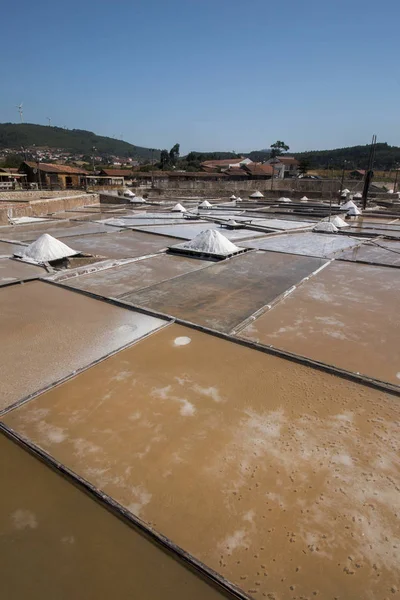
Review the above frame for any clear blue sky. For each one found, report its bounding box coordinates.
[1,0,399,154]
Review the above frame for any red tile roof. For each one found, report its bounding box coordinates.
[24,161,88,174]
[201,157,246,168]
[99,169,134,177]
[273,156,299,166]
[223,167,249,177]
[244,163,274,176]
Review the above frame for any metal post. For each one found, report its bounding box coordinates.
[37,159,42,191]
[394,166,399,194]
[339,161,346,197]
[151,149,154,189]
[362,134,377,210]
[92,146,96,177]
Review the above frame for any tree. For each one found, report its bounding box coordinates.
[270,140,290,159]
[0,153,23,168]
[169,143,180,166]
[298,159,310,176]
[160,149,169,169]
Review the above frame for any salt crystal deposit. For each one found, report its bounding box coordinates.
[300,195,308,201]
[249,190,264,198]
[279,197,292,203]
[14,234,78,264]
[342,188,350,194]
[199,200,212,208]
[229,194,237,200]
[347,205,362,216]
[388,189,394,194]
[227,219,238,226]
[130,196,145,203]
[353,192,362,199]
[123,189,135,198]
[313,221,339,233]
[322,215,349,228]
[236,197,243,202]
[172,203,187,212]
[171,229,242,256]
[340,199,358,211]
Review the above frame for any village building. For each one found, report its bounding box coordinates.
[201,157,252,172]
[266,156,299,178]
[19,162,88,189]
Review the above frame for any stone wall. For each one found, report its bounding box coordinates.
[0,193,99,225]
[0,189,88,202]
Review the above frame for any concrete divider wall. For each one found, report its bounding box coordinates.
[0,193,99,225]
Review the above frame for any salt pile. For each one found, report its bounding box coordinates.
[300,196,308,201]
[123,189,135,198]
[342,188,350,194]
[388,189,394,194]
[15,234,78,264]
[171,229,242,257]
[323,215,349,228]
[313,221,339,233]
[348,205,362,216]
[227,219,238,226]
[340,199,358,211]
[236,197,243,202]
[131,196,145,203]
[10,216,49,225]
[230,194,237,200]
[250,190,264,198]
[172,203,187,212]
[199,200,212,208]
[353,192,362,199]
[279,197,292,203]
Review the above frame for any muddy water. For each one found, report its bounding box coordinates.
[59,230,181,259]
[64,253,213,298]
[240,260,400,385]
[0,433,232,600]
[0,258,45,283]
[0,281,166,411]
[4,324,400,599]
[126,251,323,332]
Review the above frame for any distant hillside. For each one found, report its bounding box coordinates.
[0,123,159,160]
[245,144,400,170]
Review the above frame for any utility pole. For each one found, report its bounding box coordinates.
[339,160,347,198]
[393,163,399,194]
[362,134,377,210]
[92,146,96,177]
[150,149,154,189]
[47,117,51,127]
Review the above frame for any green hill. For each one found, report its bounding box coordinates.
[246,143,400,170]
[0,123,159,160]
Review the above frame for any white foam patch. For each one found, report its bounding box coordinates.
[11,509,37,530]
[179,399,196,416]
[174,336,191,346]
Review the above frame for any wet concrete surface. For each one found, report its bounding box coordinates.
[58,230,181,259]
[3,324,399,600]
[339,240,400,266]
[0,221,119,242]
[0,240,27,256]
[0,281,166,411]
[62,254,213,298]
[240,260,400,385]
[125,251,324,332]
[0,433,232,600]
[345,227,400,239]
[241,232,363,257]
[0,258,46,285]
[132,223,266,242]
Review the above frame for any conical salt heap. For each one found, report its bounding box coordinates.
[348,205,362,216]
[230,194,237,200]
[353,192,362,199]
[250,190,264,198]
[15,233,78,264]
[300,195,308,201]
[322,215,349,228]
[340,199,358,211]
[171,229,242,257]
[279,197,292,203]
[172,203,187,212]
[199,200,212,208]
[313,221,339,233]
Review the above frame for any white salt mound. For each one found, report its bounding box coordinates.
[353,192,362,199]
[348,206,362,216]
[340,199,358,211]
[130,196,145,203]
[172,203,186,212]
[123,189,135,197]
[342,188,350,194]
[388,189,394,194]
[250,190,264,198]
[236,197,243,202]
[279,197,292,203]
[173,229,241,256]
[300,196,308,201]
[227,219,238,226]
[230,194,237,200]
[323,215,349,228]
[199,200,212,208]
[15,234,77,264]
[313,221,339,233]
